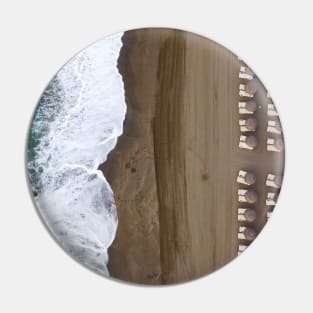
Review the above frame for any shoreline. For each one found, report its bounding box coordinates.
[100,29,163,284]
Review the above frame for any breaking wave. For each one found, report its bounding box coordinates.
[27,32,126,275]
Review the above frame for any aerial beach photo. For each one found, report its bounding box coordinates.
[27,28,285,285]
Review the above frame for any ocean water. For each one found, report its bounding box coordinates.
[27,32,126,275]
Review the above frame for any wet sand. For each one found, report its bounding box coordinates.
[100,28,284,285]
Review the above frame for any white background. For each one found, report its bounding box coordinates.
[0,0,312,312]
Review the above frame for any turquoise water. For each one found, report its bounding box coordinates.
[28,77,64,192]
[28,78,64,160]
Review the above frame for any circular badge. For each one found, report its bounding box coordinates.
[27,28,285,285]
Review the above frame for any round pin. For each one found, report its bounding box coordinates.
[27,28,285,285]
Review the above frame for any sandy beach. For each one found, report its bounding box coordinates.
[100,28,284,285]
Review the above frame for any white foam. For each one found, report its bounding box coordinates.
[28,32,126,275]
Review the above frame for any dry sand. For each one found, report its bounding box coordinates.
[100,28,284,285]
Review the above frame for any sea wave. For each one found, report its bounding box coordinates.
[27,32,126,275]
